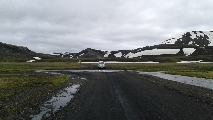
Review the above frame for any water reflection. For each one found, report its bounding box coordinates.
[31,84,80,120]
[138,71,213,90]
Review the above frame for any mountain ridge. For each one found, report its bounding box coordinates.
[0,42,59,62]
[1,31,213,62]
[58,31,213,59]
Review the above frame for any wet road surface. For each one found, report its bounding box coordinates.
[52,71,213,120]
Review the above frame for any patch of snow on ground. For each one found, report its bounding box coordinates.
[190,32,197,39]
[104,51,111,57]
[177,60,203,63]
[188,41,193,45]
[125,52,134,58]
[27,60,35,62]
[33,57,41,60]
[138,71,213,90]
[183,48,196,56]
[27,57,41,62]
[50,53,61,56]
[79,53,84,57]
[177,61,191,63]
[114,52,122,58]
[126,49,180,58]
[196,31,204,37]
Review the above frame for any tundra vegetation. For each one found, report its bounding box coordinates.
[0,62,81,119]
[0,62,213,119]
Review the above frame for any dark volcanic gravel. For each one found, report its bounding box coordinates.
[48,71,213,120]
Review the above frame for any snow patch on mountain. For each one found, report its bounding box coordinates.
[79,53,84,57]
[162,31,213,46]
[27,60,36,62]
[33,57,41,60]
[125,49,180,58]
[27,57,41,62]
[53,31,213,59]
[183,48,196,56]
[114,52,122,58]
[104,51,111,57]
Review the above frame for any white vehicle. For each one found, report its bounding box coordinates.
[98,61,105,69]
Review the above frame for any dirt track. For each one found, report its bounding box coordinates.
[48,71,213,120]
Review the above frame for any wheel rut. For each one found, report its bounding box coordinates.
[50,71,213,120]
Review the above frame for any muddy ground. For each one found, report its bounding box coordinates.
[45,71,213,120]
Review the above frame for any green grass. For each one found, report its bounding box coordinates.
[0,73,69,100]
[106,63,213,79]
[0,74,69,89]
[0,62,82,72]
[0,62,76,119]
[0,72,69,119]
[0,62,79,101]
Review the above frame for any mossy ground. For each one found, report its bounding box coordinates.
[0,73,69,119]
[0,62,83,72]
[0,62,78,119]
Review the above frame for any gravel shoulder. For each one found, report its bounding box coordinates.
[50,71,213,120]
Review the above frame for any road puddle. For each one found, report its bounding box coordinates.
[138,71,213,90]
[31,84,80,120]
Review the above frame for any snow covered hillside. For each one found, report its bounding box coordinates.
[56,31,213,59]
[104,31,213,58]
[162,31,213,46]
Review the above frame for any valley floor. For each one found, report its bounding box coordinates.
[48,71,213,120]
[1,62,213,119]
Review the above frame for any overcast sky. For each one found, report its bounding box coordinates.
[0,0,213,53]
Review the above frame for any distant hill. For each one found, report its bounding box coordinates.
[162,31,213,46]
[1,31,213,62]
[59,31,213,60]
[0,42,34,54]
[0,42,61,62]
[0,42,37,62]
[53,48,106,59]
[161,31,213,56]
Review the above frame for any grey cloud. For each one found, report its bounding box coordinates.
[0,0,213,53]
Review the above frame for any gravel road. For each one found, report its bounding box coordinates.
[47,71,213,120]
